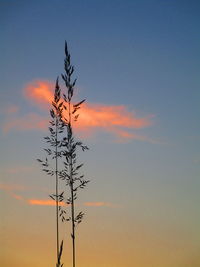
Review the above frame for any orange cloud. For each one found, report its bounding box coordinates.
[28,199,66,206]
[24,80,54,109]
[21,80,154,141]
[27,199,114,208]
[0,185,116,208]
[77,103,152,129]
[113,130,163,144]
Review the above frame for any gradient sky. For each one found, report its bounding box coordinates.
[0,1,200,267]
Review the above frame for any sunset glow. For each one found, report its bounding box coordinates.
[1,1,199,267]
[22,80,154,140]
[24,80,54,107]
[28,199,66,206]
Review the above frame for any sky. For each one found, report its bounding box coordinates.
[0,0,200,266]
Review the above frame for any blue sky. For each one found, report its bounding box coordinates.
[1,1,200,266]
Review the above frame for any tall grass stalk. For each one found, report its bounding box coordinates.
[59,42,89,267]
[37,78,64,265]
[38,42,89,267]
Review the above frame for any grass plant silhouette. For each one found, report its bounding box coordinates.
[38,42,89,267]
[37,78,65,265]
[59,41,90,267]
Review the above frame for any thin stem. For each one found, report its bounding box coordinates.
[71,179,75,267]
[69,101,76,267]
[56,116,59,262]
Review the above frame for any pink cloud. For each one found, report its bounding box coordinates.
[23,80,54,109]
[2,79,157,143]
[21,80,155,141]
[76,103,153,130]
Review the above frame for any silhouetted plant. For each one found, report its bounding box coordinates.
[37,78,64,265]
[38,42,89,267]
[58,41,90,267]
[56,240,64,267]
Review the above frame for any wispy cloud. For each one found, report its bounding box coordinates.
[75,103,154,141]
[0,183,26,192]
[2,79,157,142]
[3,104,20,114]
[0,183,26,201]
[2,113,48,133]
[23,80,54,109]
[28,199,115,207]
[27,199,66,206]
[0,185,117,208]
[12,193,24,200]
